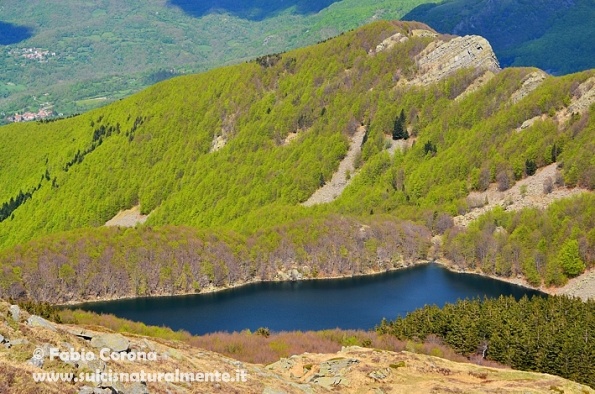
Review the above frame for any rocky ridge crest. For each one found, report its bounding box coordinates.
[407,35,501,86]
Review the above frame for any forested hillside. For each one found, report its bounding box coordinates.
[0,21,593,302]
[0,217,430,302]
[444,194,595,287]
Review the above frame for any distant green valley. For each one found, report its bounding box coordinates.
[2,0,594,120]
[0,0,428,119]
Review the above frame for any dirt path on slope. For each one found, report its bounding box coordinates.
[302,127,366,206]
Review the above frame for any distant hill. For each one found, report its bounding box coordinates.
[2,0,594,119]
[402,0,595,75]
[0,0,427,118]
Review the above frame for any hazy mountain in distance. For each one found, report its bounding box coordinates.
[402,0,595,75]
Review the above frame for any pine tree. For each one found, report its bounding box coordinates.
[392,109,408,140]
[399,109,408,139]
[525,159,537,176]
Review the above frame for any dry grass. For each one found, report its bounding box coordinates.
[3,300,586,393]
[58,309,193,342]
[58,309,502,367]
[190,329,476,365]
[0,362,77,393]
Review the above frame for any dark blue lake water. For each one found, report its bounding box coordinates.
[71,263,542,335]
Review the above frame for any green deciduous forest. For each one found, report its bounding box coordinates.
[443,194,595,286]
[0,21,593,303]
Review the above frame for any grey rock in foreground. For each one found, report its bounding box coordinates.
[9,304,20,321]
[77,387,95,394]
[78,387,113,394]
[90,333,130,353]
[98,381,149,394]
[3,338,30,348]
[27,356,44,368]
[125,382,150,394]
[66,327,97,340]
[27,315,57,331]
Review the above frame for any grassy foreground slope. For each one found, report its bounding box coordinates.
[0,21,593,301]
[3,300,593,394]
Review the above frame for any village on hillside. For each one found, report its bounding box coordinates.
[6,107,54,123]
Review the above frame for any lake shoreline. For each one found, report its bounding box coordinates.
[432,259,549,294]
[59,259,554,307]
[59,260,432,306]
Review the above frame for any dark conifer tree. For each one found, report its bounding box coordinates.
[392,109,408,140]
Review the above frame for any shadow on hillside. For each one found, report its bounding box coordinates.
[0,21,34,45]
[168,0,342,21]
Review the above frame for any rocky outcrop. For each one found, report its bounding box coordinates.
[266,346,593,393]
[513,75,595,133]
[510,72,595,138]
[276,268,304,281]
[27,315,57,332]
[567,76,595,113]
[369,27,499,88]
[372,32,409,54]
[210,134,227,152]
[556,269,595,301]
[105,205,149,228]
[407,35,500,86]
[411,29,438,38]
[509,70,548,105]
[90,333,129,352]
[515,114,548,132]
[210,113,236,152]
[9,304,20,321]
[556,76,595,124]
[65,327,97,340]
[454,163,589,228]
[370,28,437,55]
[268,355,359,389]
